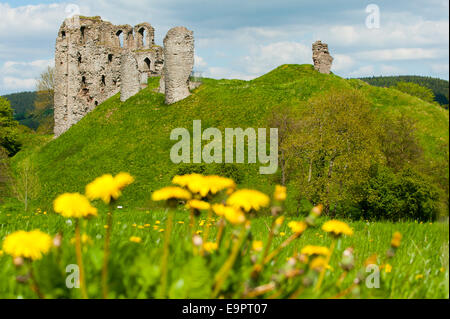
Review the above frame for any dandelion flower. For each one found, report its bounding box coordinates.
[288,221,307,234]
[322,220,353,236]
[274,185,286,201]
[415,274,424,280]
[275,216,285,226]
[53,193,98,218]
[173,174,235,197]
[129,236,142,243]
[203,242,218,253]
[2,230,52,261]
[223,207,246,225]
[310,257,327,272]
[301,245,330,257]
[252,240,263,252]
[226,189,270,212]
[384,264,392,273]
[390,231,402,248]
[151,186,192,201]
[186,199,210,211]
[86,172,134,204]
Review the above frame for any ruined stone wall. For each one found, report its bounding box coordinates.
[163,27,194,105]
[54,16,163,137]
[312,40,333,74]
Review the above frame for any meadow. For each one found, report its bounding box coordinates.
[0,173,448,299]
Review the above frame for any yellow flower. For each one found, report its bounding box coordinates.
[173,174,235,197]
[186,199,210,211]
[274,185,287,201]
[203,242,218,253]
[384,264,392,273]
[275,216,285,226]
[151,186,192,201]
[212,204,227,216]
[129,236,142,243]
[310,257,327,272]
[391,231,402,248]
[301,245,330,257]
[279,232,286,237]
[288,221,307,234]
[224,206,246,225]
[322,220,353,236]
[0,250,3,257]
[415,274,424,280]
[252,240,263,252]
[53,193,98,218]
[86,172,134,204]
[2,230,52,261]
[226,189,270,212]
[178,221,185,224]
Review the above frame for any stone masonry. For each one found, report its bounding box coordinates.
[54,15,164,137]
[312,40,333,74]
[162,27,194,105]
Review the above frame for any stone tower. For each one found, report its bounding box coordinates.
[54,16,164,137]
[312,40,333,74]
[162,27,195,105]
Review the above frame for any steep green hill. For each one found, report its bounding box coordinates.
[12,64,449,212]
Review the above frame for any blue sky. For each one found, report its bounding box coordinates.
[0,0,448,94]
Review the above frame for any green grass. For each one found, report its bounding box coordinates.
[11,64,448,212]
[0,204,448,299]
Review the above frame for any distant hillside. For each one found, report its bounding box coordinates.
[1,91,53,131]
[358,75,449,107]
[11,64,448,214]
[1,91,39,129]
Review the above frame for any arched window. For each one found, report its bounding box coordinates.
[144,58,151,71]
[116,30,124,47]
[138,28,147,47]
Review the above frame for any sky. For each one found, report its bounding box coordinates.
[0,0,448,94]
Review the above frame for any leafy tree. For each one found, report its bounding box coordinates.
[379,112,424,171]
[284,88,382,216]
[358,165,440,221]
[393,82,436,104]
[0,96,21,156]
[34,66,55,134]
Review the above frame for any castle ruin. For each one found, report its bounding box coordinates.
[312,40,333,74]
[54,16,196,137]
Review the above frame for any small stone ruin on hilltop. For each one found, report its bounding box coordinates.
[312,40,333,74]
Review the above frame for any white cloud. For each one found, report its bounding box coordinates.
[332,54,354,72]
[204,66,255,80]
[2,77,36,91]
[356,48,446,61]
[242,41,310,75]
[194,55,207,69]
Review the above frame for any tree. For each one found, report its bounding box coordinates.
[379,112,424,171]
[12,157,40,212]
[0,96,21,156]
[268,104,299,185]
[394,81,436,104]
[34,66,55,134]
[284,88,382,216]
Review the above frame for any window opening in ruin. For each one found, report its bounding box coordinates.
[61,31,66,39]
[144,58,151,71]
[77,53,82,65]
[82,76,86,85]
[80,26,86,43]
[101,75,106,86]
[108,54,113,63]
[139,28,146,47]
[116,30,124,47]
[95,101,98,106]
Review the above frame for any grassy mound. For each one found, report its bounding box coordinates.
[12,64,449,210]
